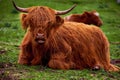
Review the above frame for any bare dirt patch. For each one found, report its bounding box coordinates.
[0,49,7,54]
[111,59,120,65]
[0,62,24,80]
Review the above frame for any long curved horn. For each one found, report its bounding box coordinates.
[55,4,77,15]
[12,0,28,13]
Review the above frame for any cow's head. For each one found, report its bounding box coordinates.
[12,1,76,44]
[82,11,103,27]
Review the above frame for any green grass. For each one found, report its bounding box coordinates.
[0,0,120,80]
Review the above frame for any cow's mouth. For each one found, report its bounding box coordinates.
[38,39,45,44]
[35,38,46,44]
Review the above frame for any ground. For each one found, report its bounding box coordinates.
[0,0,120,80]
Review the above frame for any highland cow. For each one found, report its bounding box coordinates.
[64,11,103,27]
[13,1,120,71]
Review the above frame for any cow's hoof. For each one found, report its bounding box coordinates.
[92,65,100,71]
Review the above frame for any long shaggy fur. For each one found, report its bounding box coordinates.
[64,11,103,27]
[18,6,119,71]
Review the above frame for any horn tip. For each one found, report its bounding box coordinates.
[11,0,28,13]
[11,0,17,8]
[72,4,77,8]
[11,0,15,5]
[74,4,77,6]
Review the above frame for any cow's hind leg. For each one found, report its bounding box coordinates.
[104,64,120,72]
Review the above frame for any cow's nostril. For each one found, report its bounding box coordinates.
[36,33,45,39]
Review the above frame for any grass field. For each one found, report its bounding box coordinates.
[0,0,120,80]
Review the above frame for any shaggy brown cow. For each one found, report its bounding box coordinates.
[64,11,103,27]
[13,1,120,71]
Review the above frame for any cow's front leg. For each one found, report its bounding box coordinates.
[18,31,33,65]
[48,52,74,69]
[48,59,70,69]
[18,45,33,65]
[31,56,42,65]
[30,47,43,65]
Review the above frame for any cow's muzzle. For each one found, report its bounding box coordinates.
[35,33,46,44]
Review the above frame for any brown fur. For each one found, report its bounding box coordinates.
[18,6,119,71]
[64,11,103,27]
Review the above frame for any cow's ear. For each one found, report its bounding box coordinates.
[56,16,64,26]
[84,12,91,17]
[20,13,28,30]
[81,12,88,19]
